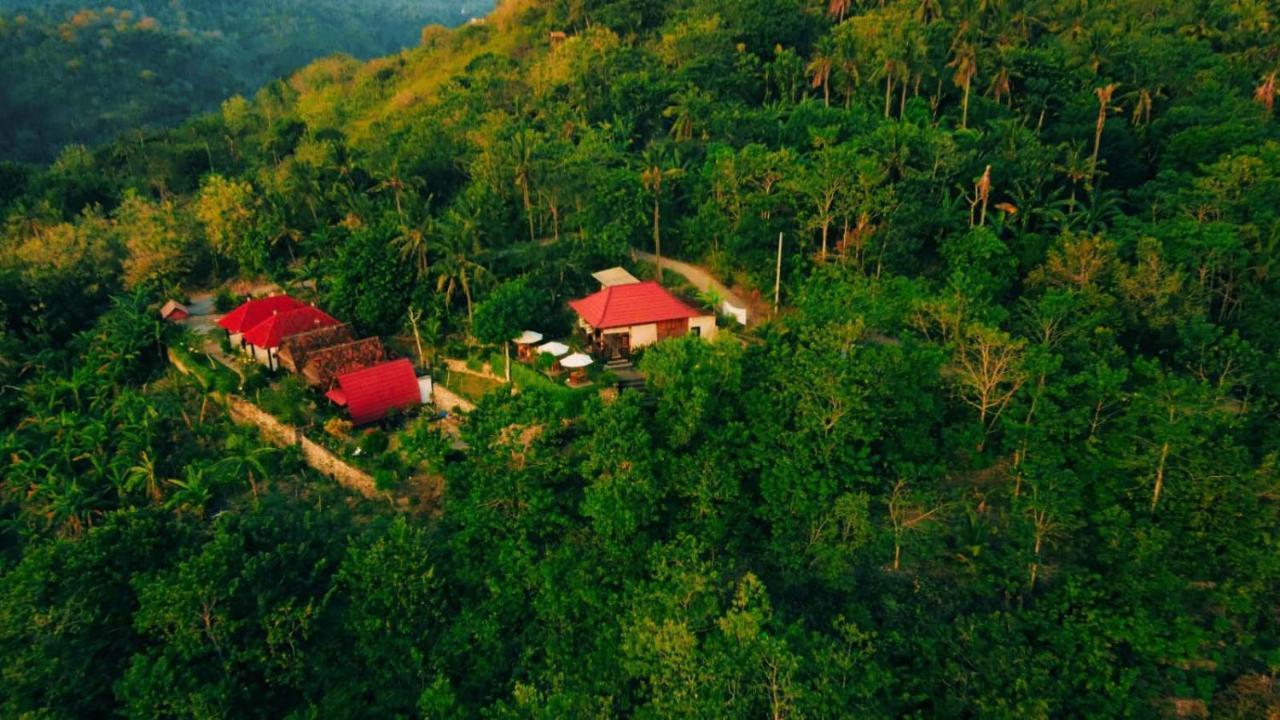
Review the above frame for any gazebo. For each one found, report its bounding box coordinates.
[537,341,570,357]
[561,352,594,386]
[513,330,544,361]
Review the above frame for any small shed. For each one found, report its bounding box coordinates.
[159,300,189,322]
[326,359,423,426]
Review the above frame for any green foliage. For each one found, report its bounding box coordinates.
[2,0,1280,717]
[0,0,493,162]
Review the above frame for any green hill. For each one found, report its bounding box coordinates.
[0,0,492,161]
[1,0,1279,717]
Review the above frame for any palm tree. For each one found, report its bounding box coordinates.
[640,146,685,280]
[1091,83,1120,178]
[215,435,276,502]
[807,49,834,107]
[510,129,539,243]
[394,217,435,281]
[372,163,419,222]
[1054,140,1091,213]
[663,85,709,142]
[949,41,979,129]
[434,221,488,329]
[125,450,165,502]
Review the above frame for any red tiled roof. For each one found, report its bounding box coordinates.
[217,295,304,333]
[328,359,420,425]
[242,306,339,349]
[569,281,702,330]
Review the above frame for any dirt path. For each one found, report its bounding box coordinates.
[632,250,767,326]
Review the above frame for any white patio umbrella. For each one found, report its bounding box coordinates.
[513,330,544,345]
[560,353,594,369]
[537,341,570,357]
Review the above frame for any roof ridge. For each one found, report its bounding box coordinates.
[598,284,614,326]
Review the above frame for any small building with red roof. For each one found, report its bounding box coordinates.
[217,294,304,339]
[240,306,338,370]
[569,280,716,358]
[216,295,340,371]
[159,300,189,322]
[325,359,426,426]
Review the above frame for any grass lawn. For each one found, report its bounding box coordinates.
[443,369,503,403]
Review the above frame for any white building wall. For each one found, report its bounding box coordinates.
[688,315,718,340]
[629,323,659,349]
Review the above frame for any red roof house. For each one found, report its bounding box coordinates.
[217,295,304,335]
[569,281,716,356]
[242,306,339,349]
[325,359,422,425]
[569,281,701,329]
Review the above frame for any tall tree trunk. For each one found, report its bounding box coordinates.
[522,182,535,243]
[961,80,972,129]
[884,74,894,118]
[653,194,662,280]
[1151,440,1169,510]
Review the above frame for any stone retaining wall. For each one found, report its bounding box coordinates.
[170,347,380,499]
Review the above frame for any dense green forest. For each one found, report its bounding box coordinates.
[3,0,1280,716]
[0,0,492,161]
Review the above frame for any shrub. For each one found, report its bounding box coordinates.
[324,417,353,439]
[214,287,239,312]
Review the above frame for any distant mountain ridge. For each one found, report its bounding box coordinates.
[0,0,493,163]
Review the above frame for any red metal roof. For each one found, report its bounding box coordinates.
[329,359,420,425]
[217,295,304,333]
[241,306,339,349]
[569,281,702,330]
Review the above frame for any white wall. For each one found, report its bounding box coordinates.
[629,323,658,349]
[722,300,747,326]
[689,315,718,340]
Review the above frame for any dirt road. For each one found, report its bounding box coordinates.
[632,250,765,326]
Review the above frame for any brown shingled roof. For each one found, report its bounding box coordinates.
[302,337,387,388]
[277,323,355,373]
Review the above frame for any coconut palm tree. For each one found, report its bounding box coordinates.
[510,128,539,243]
[394,215,436,281]
[372,163,420,223]
[1091,83,1120,178]
[639,145,686,280]
[807,46,835,107]
[434,218,488,330]
[949,41,979,129]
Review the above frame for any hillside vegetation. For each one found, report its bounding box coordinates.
[2,0,1280,717]
[0,0,492,161]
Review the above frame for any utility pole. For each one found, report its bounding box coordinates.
[774,232,783,313]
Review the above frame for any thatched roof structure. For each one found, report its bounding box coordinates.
[277,323,355,373]
[302,337,386,388]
